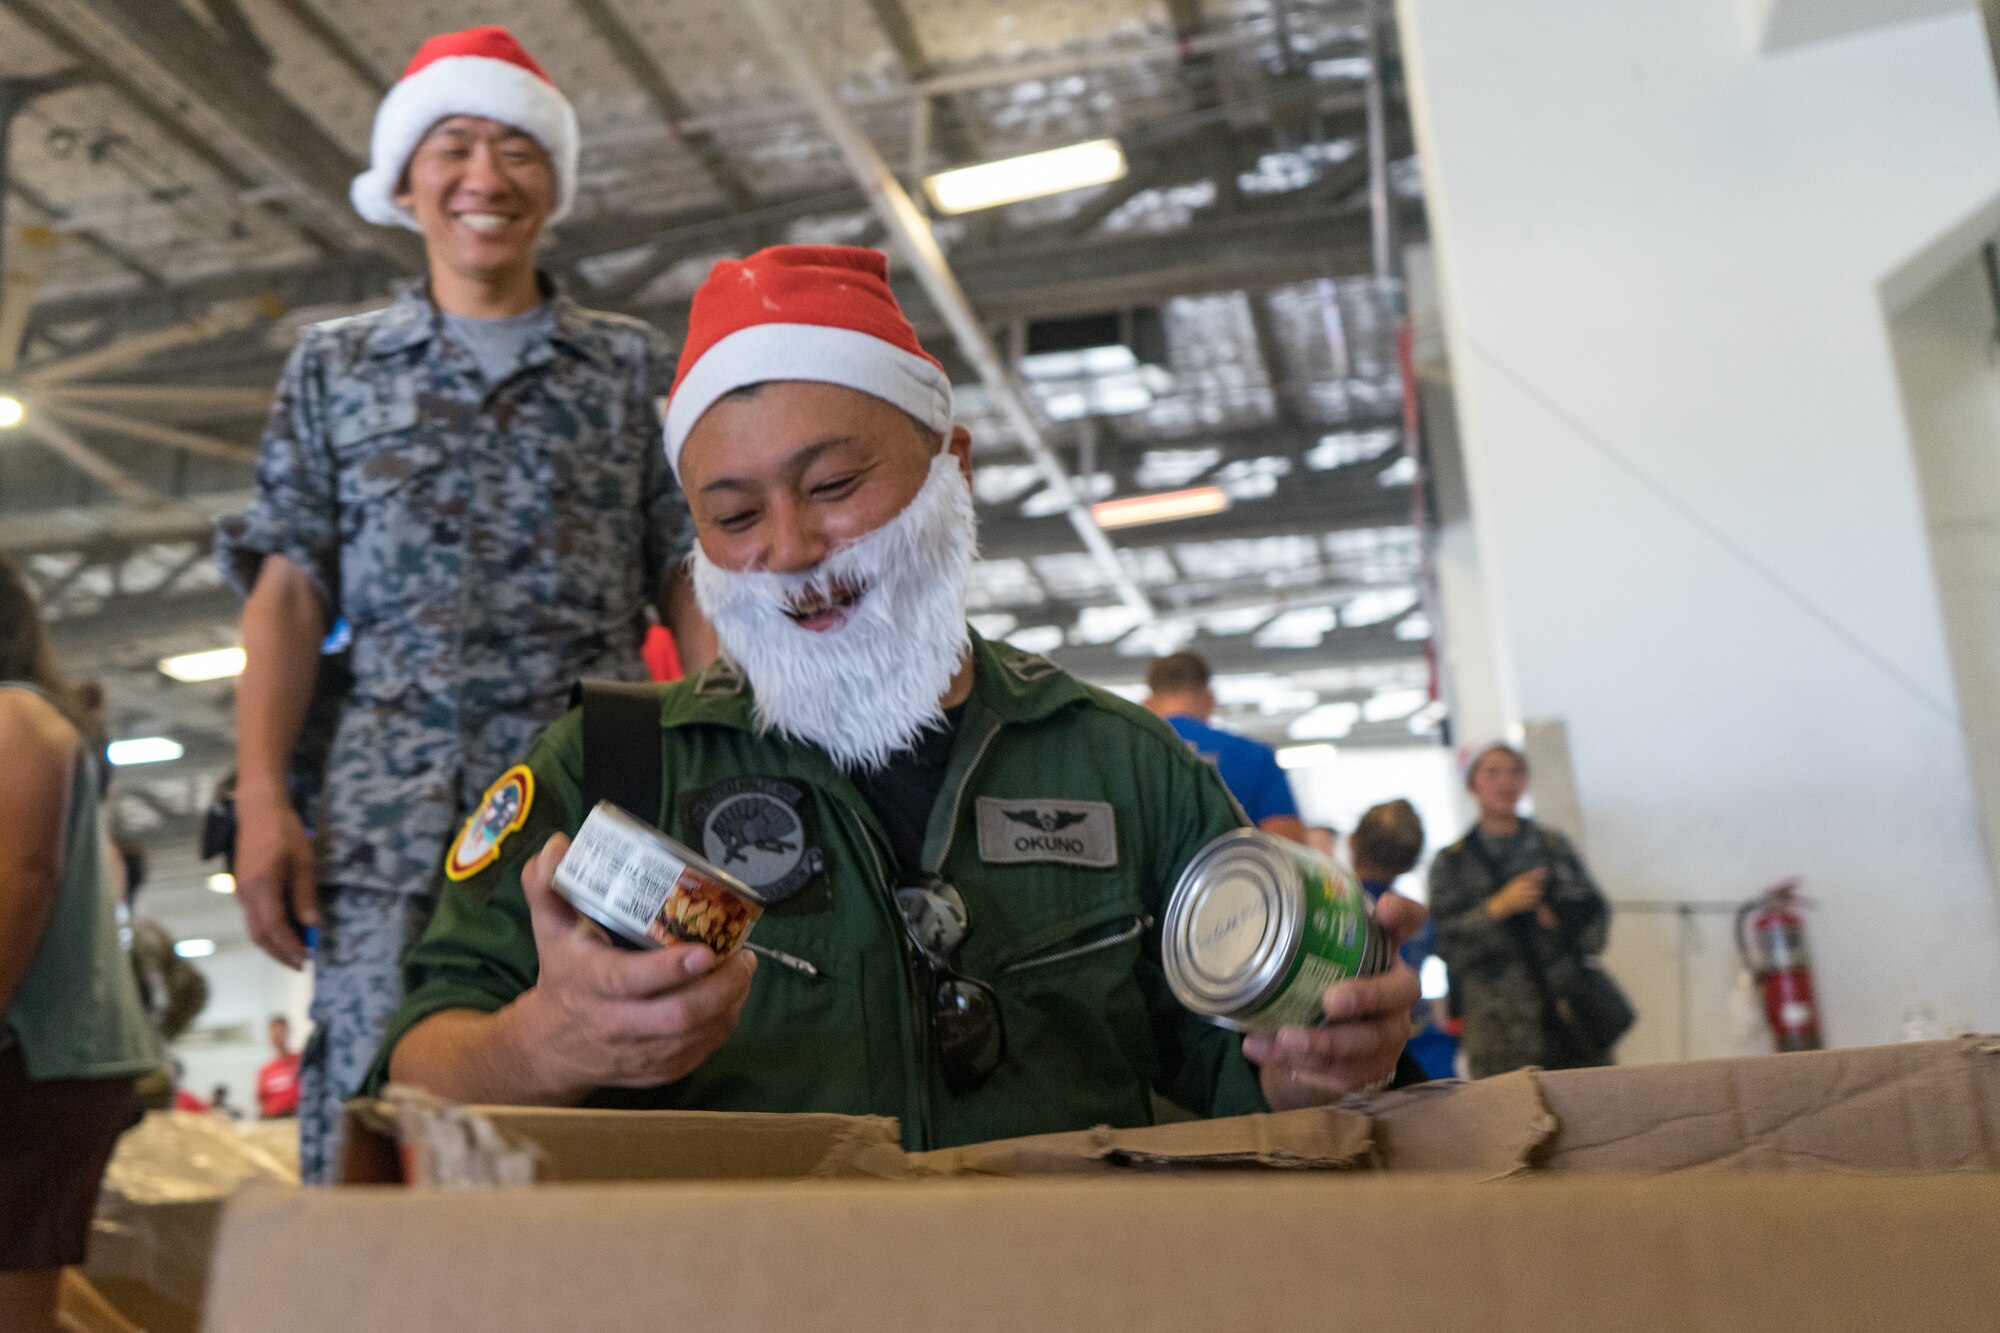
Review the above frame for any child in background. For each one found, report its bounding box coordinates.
[1348,800,1459,1081]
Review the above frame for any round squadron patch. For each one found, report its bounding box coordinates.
[689,776,824,904]
[446,765,535,882]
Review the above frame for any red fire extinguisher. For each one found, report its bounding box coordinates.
[1735,879,1822,1052]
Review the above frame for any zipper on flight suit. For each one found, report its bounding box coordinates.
[827,799,933,1146]
[906,712,1007,1143]
[996,915,1153,977]
[744,941,822,978]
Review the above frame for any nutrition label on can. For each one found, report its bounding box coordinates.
[562,813,687,931]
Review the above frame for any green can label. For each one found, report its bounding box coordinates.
[1251,862,1373,1028]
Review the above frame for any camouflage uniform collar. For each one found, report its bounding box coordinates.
[660,627,1092,734]
[362,273,601,364]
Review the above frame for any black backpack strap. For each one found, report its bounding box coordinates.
[571,679,665,824]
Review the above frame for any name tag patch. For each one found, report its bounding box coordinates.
[976,797,1117,868]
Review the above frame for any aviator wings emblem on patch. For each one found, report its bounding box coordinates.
[1003,808,1091,834]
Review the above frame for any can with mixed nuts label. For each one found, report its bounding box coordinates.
[553,802,766,955]
[1163,828,1392,1031]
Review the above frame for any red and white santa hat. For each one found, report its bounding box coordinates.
[349,26,579,231]
[664,245,954,476]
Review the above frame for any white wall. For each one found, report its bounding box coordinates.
[1398,0,2000,1052]
[1891,246,2000,887]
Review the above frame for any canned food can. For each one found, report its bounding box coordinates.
[1163,828,1392,1031]
[553,802,765,955]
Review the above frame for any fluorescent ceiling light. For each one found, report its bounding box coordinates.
[1091,486,1229,531]
[926,138,1126,214]
[1289,702,1361,741]
[107,736,184,766]
[158,646,247,683]
[1277,743,1340,770]
[0,396,23,429]
[207,873,237,895]
[173,938,216,959]
[1019,344,1139,380]
[1362,688,1430,724]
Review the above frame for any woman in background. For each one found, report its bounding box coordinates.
[0,555,155,1333]
[1429,743,1615,1078]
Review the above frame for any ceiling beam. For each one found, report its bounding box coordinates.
[265,0,386,95]
[631,200,1393,343]
[0,490,246,558]
[1164,0,1225,113]
[0,0,348,258]
[862,0,981,167]
[24,251,394,335]
[5,179,164,288]
[47,584,239,655]
[19,412,165,505]
[25,190,1398,383]
[33,0,418,267]
[975,462,1412,560]
[571,0,755,210]
[974,414,1401,494]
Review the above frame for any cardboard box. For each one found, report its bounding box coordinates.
[204,1175,2000,1333]
[1367,1034,2000,1174]
[192,1038,2000,1333]
[81,1111,298,1333]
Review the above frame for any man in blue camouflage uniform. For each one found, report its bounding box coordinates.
[214,26,709,1181]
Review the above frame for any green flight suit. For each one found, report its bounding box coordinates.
[370,631,1269,1149]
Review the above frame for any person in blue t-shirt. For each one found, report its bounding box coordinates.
[1143,653,1306,843]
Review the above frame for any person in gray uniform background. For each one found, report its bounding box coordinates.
[215,25,712,1181]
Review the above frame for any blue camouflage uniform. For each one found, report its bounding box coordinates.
[215,278,692,1180]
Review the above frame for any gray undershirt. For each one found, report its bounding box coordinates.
[440,303,552,388]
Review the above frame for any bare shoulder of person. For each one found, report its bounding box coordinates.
[0,689,78,773]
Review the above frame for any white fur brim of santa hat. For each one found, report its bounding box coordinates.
[350,43,579,231]
[664,323,953,474]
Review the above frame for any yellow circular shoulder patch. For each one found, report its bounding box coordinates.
[445,765,536,882]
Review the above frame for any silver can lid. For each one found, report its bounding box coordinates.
[1163,829,1304,1019]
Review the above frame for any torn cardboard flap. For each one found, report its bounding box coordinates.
[1351,1071,1556,1176]
[1534,1036,2000,1173]
[342,1094,908,1185]
[909,1105,1374,1176]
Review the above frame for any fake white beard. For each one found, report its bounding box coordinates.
[690,453,977,772]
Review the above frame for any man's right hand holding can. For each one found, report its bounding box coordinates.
[390,835,758,1105]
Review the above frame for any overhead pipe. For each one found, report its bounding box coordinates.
[736,0,1155,622]
[1363,0,1396,286]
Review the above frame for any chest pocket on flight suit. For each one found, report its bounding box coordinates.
[331,387,456,629]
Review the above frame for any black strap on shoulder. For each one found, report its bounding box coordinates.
[572,679,665,824]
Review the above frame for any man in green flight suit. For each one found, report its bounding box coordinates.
[372,245,1425,1148]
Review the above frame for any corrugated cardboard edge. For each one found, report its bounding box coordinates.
[84,1196,221,1333]
[58,1272,144,1333]
[203,1175,2000,1333]
[1533,1036,2000,1173]
[1347,1071,1557,1177]
[907,1106,1373,1177]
